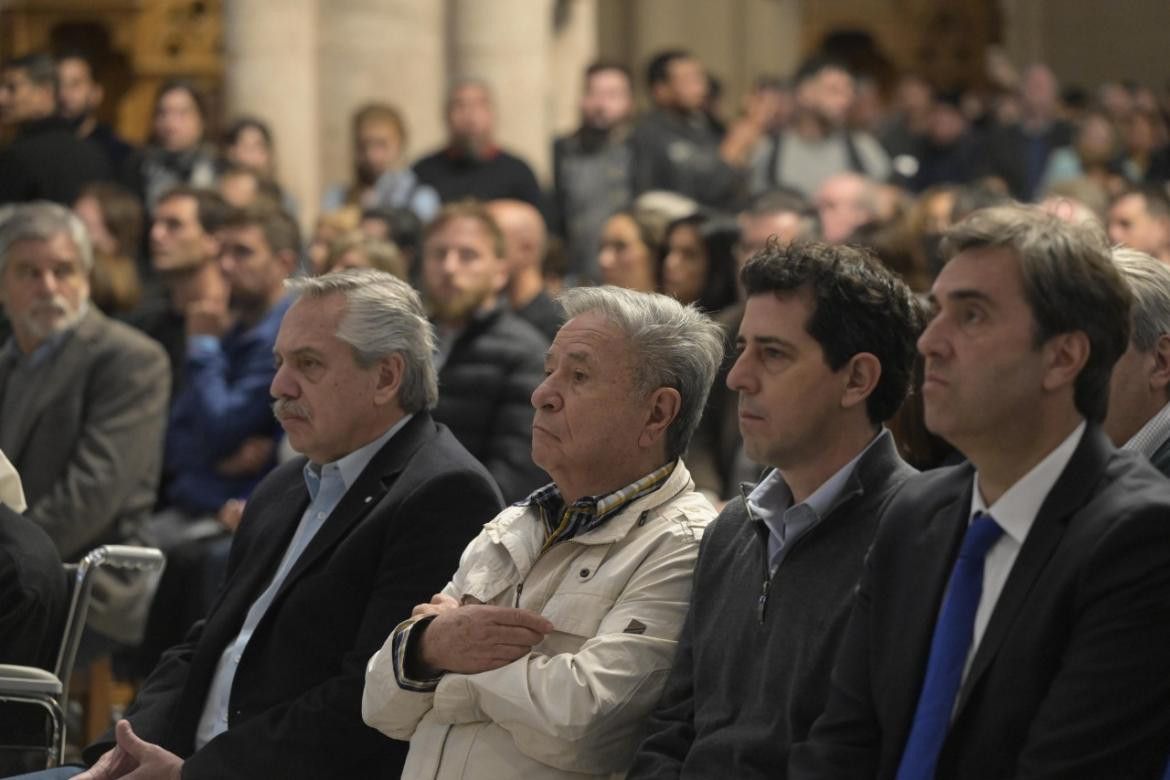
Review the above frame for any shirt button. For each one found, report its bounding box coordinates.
[317,511,326,519]
[233,654,241,663]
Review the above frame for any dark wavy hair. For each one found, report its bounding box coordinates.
[742,240,924,424]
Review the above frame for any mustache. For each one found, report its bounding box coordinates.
[272,399,312,421]
[30,297,69,317]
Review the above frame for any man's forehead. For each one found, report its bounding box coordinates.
[156,196,198,220]
[7,233,81,264]
[932,246,1022,299]
[427,218,491,248]
[551,313,627,357]
[276,297,344,347]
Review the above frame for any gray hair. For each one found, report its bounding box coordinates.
[557,285,724,460]
[285,269,438,412]
[1112,247,1170,353]
[0,201,94,275]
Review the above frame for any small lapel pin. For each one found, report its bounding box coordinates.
[364,496,372,503]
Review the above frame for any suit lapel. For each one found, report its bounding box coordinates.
[0,310,102,460]
[268,413,435,606]
[199,475,308,652]
[900,480,973,694]
[952,426,1110,717]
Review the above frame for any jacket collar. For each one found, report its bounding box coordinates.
[953,423,1114,717]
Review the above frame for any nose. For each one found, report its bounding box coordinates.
[270,361,299,401]
[598,246,615,270]
[530,372,561,412]
[917,312,948,359]
[31,268,57,297]
[726,349,754,394]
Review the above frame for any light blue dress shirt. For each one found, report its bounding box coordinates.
[746,430,887,572]
[194,414,413,748]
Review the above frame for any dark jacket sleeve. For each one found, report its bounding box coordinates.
[627,586,701,777]
[178,469,503,779]
[181,336,279,459]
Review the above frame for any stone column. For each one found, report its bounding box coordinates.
[550,0,599,137]
[223,0,320,229]
[450,0,555,183]
[317,0,446,208]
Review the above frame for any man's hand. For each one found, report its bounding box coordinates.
[186,298,231,339]
[418,604,553,675]
[411,592,460,619]
[216,498,246,532]
[75,720,182,780]
[215,435,275,477]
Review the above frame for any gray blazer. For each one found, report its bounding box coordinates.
[0,307,170,560]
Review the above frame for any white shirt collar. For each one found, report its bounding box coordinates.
[969,420,1086,544]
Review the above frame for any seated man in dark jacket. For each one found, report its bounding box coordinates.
[630,242,922,778]
[16,270,504,780]
[421,202,549,502]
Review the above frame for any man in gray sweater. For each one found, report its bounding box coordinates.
[630,241,922,778]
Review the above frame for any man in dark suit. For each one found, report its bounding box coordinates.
[1105,247,1170,477]
[630,242,921,778]
[790,206,1170,778]
[53,269,504,779]
[0,202,170,562]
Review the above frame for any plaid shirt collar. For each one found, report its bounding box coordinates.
[524,461,677,551]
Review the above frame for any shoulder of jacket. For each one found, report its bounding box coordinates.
[639,489,716,543]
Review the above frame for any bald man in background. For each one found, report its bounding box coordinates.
[486,199,560,342]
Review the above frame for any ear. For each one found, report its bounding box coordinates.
[275,248,298,279]
[1040,330,1090,393]
[373,352,405,406]
[491,253,510,292]
[839,352,882,412]
[1149,333,1170,395]
[93,82,104,109]
[638,387,682,450]
[201,232,221,262]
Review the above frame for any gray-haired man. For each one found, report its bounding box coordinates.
[0,201,169,561]
[43,269,503,780]
[1105,247,1170,476]
[363,286,724,778]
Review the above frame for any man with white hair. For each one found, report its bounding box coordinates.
[40,270,504,779]
[0,201,169,561]
[1105,247,1170,475]
[363,286,724,778]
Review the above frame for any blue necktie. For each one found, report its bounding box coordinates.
[896,511,1004,780]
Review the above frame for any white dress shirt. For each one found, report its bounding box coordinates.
[194,414,412,748]
[962,420,1085,683]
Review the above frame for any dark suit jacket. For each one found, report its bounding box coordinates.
[0,307,170,560]
[83,412,504,779]
[632,432,916,779]
[790,424,1170,779]
[0,504,67,667]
